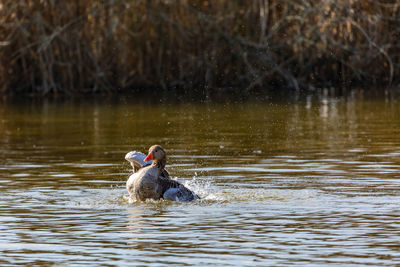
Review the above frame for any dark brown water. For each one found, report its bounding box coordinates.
[1,93,400,265]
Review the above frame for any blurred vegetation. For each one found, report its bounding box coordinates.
[0,0,399,96]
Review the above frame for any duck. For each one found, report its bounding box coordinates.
[125,145,199,202]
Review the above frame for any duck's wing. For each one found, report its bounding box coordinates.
[125,151,173,178]
[158,176,180,193]
[158,176,199,201]
[125,151,152,172]
[160,169,170,179]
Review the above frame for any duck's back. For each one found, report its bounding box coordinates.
[126,165,162,201]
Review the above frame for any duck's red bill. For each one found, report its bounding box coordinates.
[144,152,153,162]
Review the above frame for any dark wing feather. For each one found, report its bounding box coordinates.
[158,176,200,200]
[160,169,170,179]
[158,176,182,194]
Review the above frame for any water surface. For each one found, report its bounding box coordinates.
[1,92,400,265]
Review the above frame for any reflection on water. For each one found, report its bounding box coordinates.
[1,92,400,265]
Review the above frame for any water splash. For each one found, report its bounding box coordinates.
[183,176,214,199]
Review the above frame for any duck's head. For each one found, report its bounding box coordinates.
[144,145,166,162]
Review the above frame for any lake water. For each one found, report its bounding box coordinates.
[1,91,400,266]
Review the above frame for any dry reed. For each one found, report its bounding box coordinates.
[0,0,399,95]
